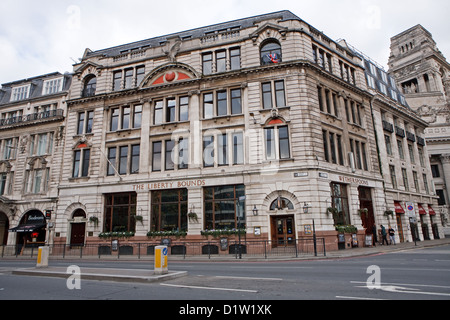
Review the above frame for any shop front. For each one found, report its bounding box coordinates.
[9,210,46,252]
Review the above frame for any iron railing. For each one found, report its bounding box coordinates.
[0,238,326,260]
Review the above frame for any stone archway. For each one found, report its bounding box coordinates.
[70,209,87,247]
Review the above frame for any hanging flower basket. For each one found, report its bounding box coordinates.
[326,207,338,215]
[188,212,199,223]
[384,210,394,217]
[89,216,99,227]
[132,215,144,225]
[358,208,369,217]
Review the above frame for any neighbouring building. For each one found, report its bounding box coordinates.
[346,42,441,243]
[2,11,443,256]
[0,72,71,251]
[388,25,450,235]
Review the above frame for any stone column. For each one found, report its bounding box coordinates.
[139,99,151,174]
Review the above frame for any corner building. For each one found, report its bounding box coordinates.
[54,11,435,254]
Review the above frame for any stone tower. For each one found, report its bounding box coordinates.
[389,24,450,232]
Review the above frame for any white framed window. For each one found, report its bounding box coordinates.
[367,75,376,89]
[11,85,30,101]
[264,123,290,160]
[368,63,377,76]
[43,78,63,95]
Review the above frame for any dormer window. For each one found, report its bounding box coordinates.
[43,78,63,95]
[11,85,30,102]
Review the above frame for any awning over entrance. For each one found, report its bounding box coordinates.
[418,204,426,215]
[394,201,405,214]
[9,223,46,233]
[428,205,436,216]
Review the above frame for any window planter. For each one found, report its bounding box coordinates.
[201,229,246,238]
[335,225,358,234]
[98,231,135,239]
[146,230,187,238]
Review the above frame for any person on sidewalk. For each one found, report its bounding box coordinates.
[381,225,389,245]
[388,226,396,245]
[372,224,377,246]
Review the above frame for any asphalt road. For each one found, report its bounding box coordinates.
[1,244,449,303]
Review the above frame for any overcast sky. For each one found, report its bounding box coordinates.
[1,0,449,85]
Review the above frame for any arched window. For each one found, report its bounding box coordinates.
[72,209,86,219]
[260,40,282,65]
[82,75,96,97]
[270,196,294,210]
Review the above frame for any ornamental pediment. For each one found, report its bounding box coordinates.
[249,22,288,43]
[73,61,104,80]
[140,63,199,88]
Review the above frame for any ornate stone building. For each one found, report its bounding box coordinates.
[389,25,450,233]
[49,10,441,255]
[1,11,443,255]
[0,72,71,249]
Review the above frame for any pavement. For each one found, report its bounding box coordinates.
[9,237,450,284]
[12,267,188,283]
[320,236,450,259]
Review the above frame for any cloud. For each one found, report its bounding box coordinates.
[0,0,449,85]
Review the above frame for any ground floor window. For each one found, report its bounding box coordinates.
[151,189,187,232]
[330,182,351,226]
[103,193,136,232]
[204,184,245,230]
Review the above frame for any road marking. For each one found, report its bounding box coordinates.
[214,275,282,281]
[160,283,258,293]
[351,281,450,289]
[231,266,312,269]
[336,296,386,300]
[351,281,450,297]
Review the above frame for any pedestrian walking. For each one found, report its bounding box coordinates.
[381,225,389,245]
[388,226,396,245]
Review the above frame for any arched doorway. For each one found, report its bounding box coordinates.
[0,211,9,245]
[70,209,86,247]
[269,196,296,248]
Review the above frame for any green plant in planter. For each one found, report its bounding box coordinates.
[98,231,135,238]
[335,225,358,234]
[146,230,187,238]
[201,228,246,238]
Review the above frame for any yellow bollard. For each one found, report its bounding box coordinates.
[36,246,49,268]
[154,246,168,275]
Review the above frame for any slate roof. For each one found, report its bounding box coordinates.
[85,10,302,58]
[0,72,72,106]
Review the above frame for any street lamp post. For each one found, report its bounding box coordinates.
[304,202,317,257]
